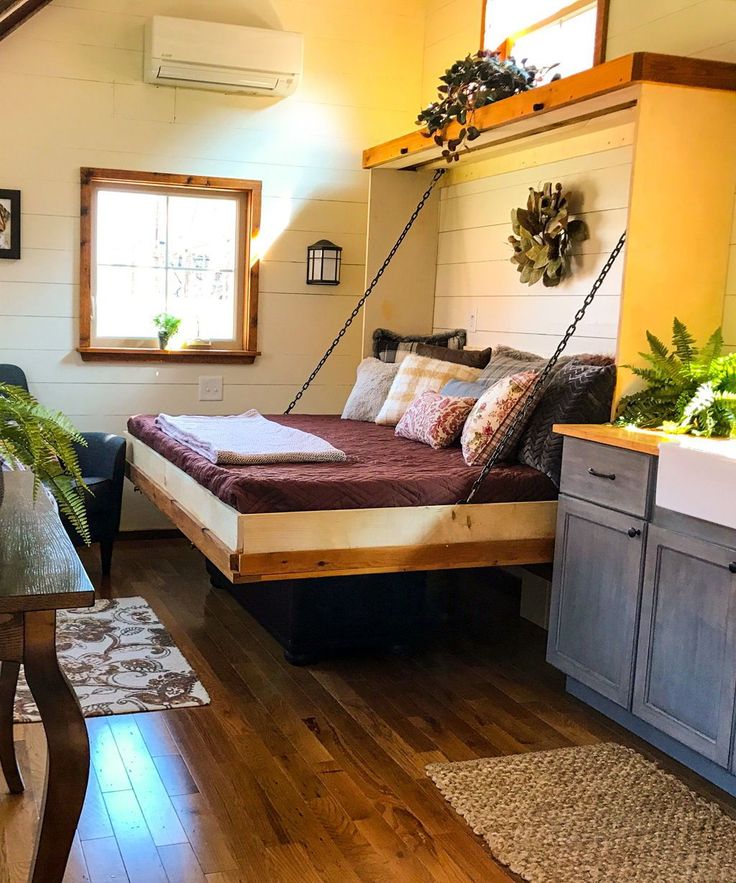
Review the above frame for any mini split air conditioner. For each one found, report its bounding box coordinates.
[144,16,303,97]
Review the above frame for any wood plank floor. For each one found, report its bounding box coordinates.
[1,539,735,882]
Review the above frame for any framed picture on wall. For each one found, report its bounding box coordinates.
[0,189,21,260]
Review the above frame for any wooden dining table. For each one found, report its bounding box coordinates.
[0,480,94,882]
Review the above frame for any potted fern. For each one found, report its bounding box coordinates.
[0,383,90,543]
[615,318,736,437]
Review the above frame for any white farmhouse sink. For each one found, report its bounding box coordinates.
[656,436,736,529]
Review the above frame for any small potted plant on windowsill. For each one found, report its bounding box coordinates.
[0,383,90,543]
[153,313,182,350]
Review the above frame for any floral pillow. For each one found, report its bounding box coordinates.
[461,370,540,466]
[395,391,476,449]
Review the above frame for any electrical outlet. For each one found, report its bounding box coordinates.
[468,307,478,333]
[198,375,223,402]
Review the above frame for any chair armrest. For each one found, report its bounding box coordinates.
[75,433,127,483]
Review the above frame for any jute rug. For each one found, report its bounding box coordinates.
[11,597,211,723]
[427,742,736,883]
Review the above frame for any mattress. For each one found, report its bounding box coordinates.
[127,414,557,515]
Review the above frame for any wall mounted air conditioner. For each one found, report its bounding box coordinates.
[144,16,303,97]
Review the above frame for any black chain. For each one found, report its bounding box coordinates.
[462,229,627,504]
[285,168,447,414]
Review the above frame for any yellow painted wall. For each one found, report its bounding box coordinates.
[0,0,426,528]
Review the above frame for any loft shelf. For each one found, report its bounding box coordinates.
[362,53,736,170]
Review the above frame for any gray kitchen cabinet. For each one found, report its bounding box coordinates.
[633,526,736,767]
[547,495,646,707]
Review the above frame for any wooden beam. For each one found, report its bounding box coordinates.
[363,53,736,170]
[0,0,53,41]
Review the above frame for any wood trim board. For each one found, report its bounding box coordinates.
[126,436,557,583]
[363,53,736,170]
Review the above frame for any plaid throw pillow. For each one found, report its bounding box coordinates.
[373,328,466,363]
[375,354,482,426]
[395,391,476,449]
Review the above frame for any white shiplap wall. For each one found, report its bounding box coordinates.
[432,139,633,356]
[0,0,426,528]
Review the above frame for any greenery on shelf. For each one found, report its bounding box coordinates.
[0,383,90,542]
[417,50,558,162]
[509,182,587,287]
[153,312,182,349]
[615,318,736,438]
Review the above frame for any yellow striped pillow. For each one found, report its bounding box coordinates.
[375,354,482,426]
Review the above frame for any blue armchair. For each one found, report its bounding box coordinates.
[0,364,126,575]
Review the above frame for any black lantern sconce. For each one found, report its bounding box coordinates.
[306,239,342,286]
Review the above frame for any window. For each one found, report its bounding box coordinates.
[482,0,609,83]
[79,169,261,362]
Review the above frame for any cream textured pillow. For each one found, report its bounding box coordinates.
[341,358,400,422]
[461,370,540,466]
[375,354,482,426]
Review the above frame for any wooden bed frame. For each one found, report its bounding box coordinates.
[126,435,558,583]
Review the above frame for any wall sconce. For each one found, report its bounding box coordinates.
[306,239,342,285]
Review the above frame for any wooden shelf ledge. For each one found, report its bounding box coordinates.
[553,423,677,457]
[78,347,259,364]
[363,53,736,170]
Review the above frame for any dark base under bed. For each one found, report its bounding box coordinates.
[205,559,430,664]
[205,558,524,665]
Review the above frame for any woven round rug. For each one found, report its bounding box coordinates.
[427,742,736,882]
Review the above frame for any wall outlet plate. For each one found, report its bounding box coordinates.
[198,375,223,401]
[468,307,478,333]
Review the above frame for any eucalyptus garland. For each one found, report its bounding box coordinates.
[417,50,558,162]
[509,183,587,287]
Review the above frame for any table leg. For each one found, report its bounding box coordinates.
[23,610,89,883]
[0,661,24,794]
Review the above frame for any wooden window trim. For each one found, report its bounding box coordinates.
[480,0,609,66]
[78,168,261,364]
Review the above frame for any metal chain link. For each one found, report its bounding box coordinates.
[284,168,447,415]
[462,229,627,504]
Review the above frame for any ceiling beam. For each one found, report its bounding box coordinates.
[0,0,53,42]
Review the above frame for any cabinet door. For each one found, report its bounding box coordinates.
[633,526,736,767]
[547,495,646,707]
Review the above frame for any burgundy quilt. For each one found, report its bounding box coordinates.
[128,414,557,515]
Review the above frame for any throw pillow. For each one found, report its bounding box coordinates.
[395,391,476,449]
[415,343,492,369]
[341,358,400,422]
[372,328,466,363]
[461,370,540,466]
[478,344,546,386]
[375,354,482,426]
[518,361,617,487]
[441,379,489,400]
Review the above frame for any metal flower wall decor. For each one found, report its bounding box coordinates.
[509,183,588,287]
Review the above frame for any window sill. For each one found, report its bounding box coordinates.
[77,347,259,364]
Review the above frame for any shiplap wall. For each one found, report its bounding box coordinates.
[432,130,633,355]
[0,0,426,528]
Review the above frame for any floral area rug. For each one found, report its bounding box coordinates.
[12,597,211,723]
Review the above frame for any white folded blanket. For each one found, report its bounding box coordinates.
[155,410,346,466]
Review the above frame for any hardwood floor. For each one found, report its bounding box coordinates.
[1,538,734,882]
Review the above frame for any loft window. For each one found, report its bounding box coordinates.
[79,169,261,362]
[482,0,609,82]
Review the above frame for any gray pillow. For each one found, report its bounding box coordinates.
[517,361,617,487]
[341,358,400,422]
[479,344,615,387]
[441,379,488,400]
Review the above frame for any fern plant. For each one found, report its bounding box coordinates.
[0,383,90,543]
[615,319,736,438]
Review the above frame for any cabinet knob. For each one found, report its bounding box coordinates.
[588,467,616,481]
[729,562,736,574]
[627,527,641,538]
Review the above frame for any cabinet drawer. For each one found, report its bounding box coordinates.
[560,437,656,518]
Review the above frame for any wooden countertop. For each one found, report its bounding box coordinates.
[552,424,676,457]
